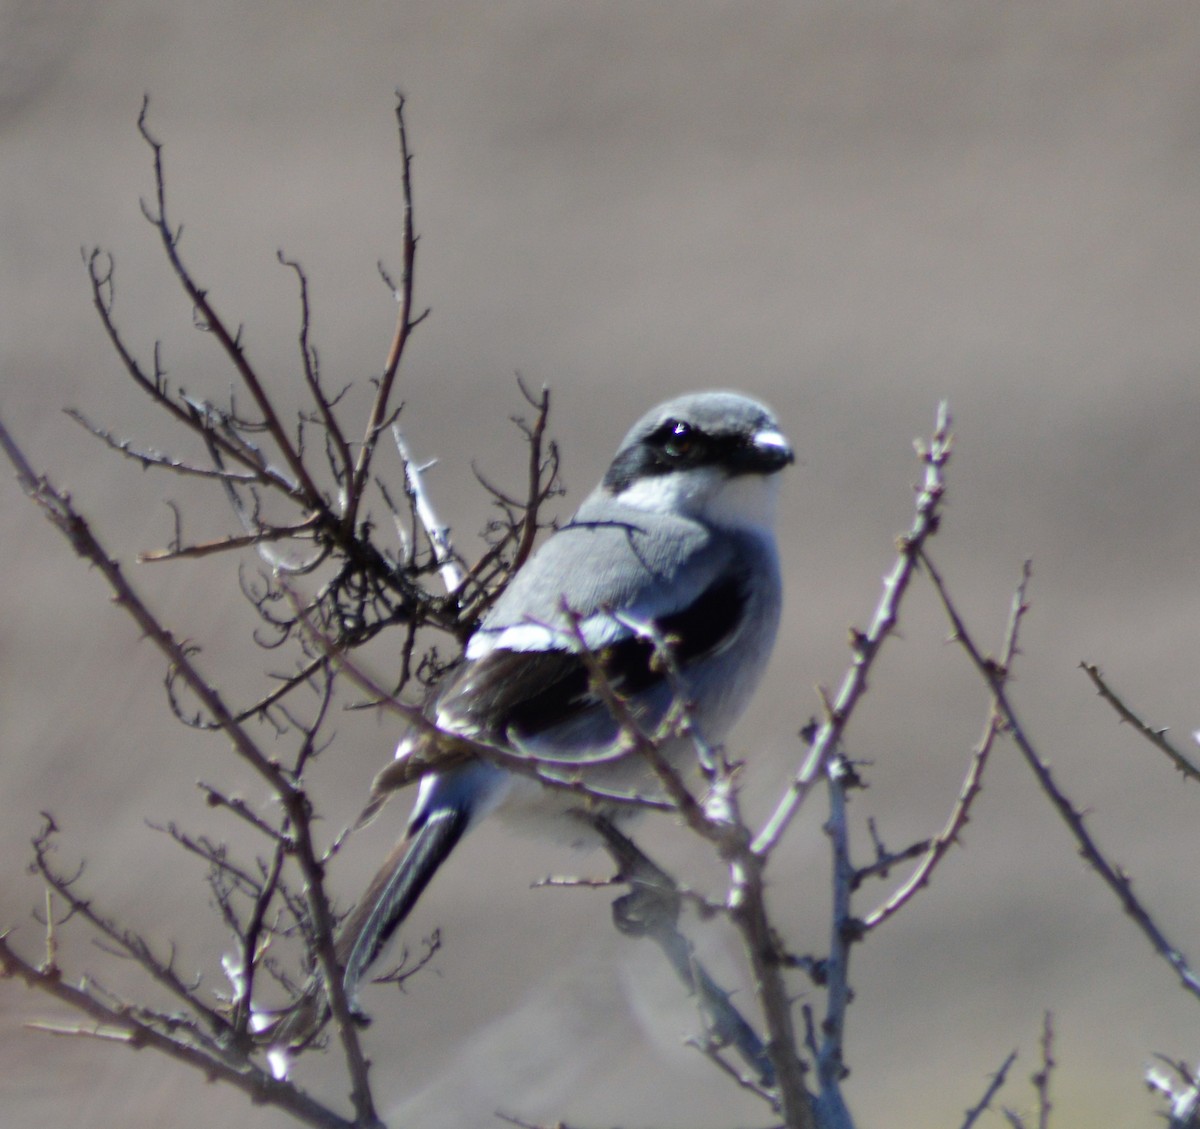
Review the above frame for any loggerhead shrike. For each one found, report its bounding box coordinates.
[292,390,792,1033]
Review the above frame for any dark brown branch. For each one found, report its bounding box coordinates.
[371,929,442,989]
[83,249,299,495]
[0,935,357,1129]
[862,560,1033,931]
[1033,1012,1054,1129]
[1081,662,1200,782]
[227,656,328,723]
[921,547,1200,1004]
[345,93,427,529]
[854,825,934,887]
[65,408,264,482]
[195,785,290,845]
[728,840,815,1128]
[234,840,288,1035]
[754,402,952,857]
[0,426,295,797]
[150,819,273,896]
[279,253,355,494]
[136,102,327,510]
[30,819,229,1036]
[138,517,321,562]
[283,796,380,1126]
[959,1049,1018,1129]
[815,758,855,1103]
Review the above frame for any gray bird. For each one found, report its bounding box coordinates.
[279,390,792,1042]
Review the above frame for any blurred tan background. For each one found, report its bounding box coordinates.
[3,3,1200,1127]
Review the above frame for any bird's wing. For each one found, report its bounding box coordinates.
[468,503,728,651]
[437,509,749,746]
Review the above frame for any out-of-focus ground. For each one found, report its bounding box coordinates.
[2,4,1199,1127]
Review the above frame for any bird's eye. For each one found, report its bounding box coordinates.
[661,419,694,458]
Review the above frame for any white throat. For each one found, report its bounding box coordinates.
[614,466,782,537]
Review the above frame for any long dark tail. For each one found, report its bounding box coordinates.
[267,805,469,1049]
[337,805,470,998]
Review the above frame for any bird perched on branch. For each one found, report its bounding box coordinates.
[274,389,792,1046]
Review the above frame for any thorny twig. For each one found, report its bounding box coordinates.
[862,560,1033,931]
[753,401,952,857]
[921,547,1200,1003]
[83,95,453,692]
[0,97,461,1127]
[959,1049,1018,1129]
[1033,1012,1054,1129]
[1081,662,1200,783]
[345,92,430,530]
[509,376,560,577]
[136,100,325,507]
[816,758,856,1108]
[29,817,228,1032]
[0,931,359,1129]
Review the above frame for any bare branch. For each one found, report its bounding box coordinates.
[82,248,299,495]
[0,934,358,1129]
[727,840,815,1128]
[862,560,1033,931]
[0,419,296,799]
[371,929,442,990]
[815,758,856,1110]
[278,253,355,498]
[391,425,464,593]
[1081,662,1200,782]
[43,413,329,750]
[921,546,1200,1003]
[65,408,264,482]
[226,654,328,723]
[959,1049,1018,1129]
[233,839,288,1035]
[135,102,327,510]
[1033,1012,1054,1129]
[284,793,380,1125]
[195,784,290,844]
[754,401,952,857]
[138,517,321,563]
[29,819,227,1032]
[510,376,560,575]
[345,93,428,528]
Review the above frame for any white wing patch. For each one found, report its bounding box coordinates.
[465,610,635,660]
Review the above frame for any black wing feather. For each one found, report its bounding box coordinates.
[438,569,749,741]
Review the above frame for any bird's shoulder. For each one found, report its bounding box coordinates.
[435,503,760,742]
[480,495,730,632]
